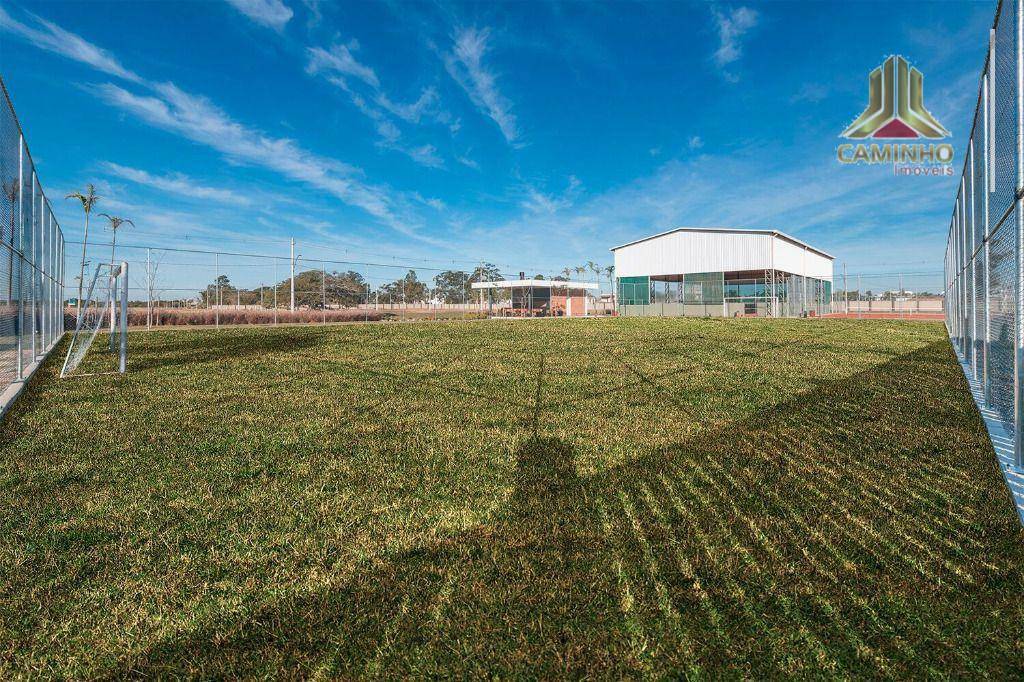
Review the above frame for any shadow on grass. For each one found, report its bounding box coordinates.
[126,328,335,373]
[120,339,1024,678]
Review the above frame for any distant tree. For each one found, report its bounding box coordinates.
[433,269,471,303]
[468,263,502,285]
[533,274,545,280]
[288,269,324,308]
[379,270,428,304]
[327,270,368,307]
[200,274,236,306]
[97,213,133,269]
[604,264,615,304]
[466,263,504,304]
[573,265,586,280]
[65,184,100,315]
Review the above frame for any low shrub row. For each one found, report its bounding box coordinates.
[62,306,384,328]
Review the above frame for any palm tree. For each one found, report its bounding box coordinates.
[98,214,133,349]
[573,265,586,281]
[604,264,616,308]
[98,213,134,269]
[560,267,573,280]
[2,178,18,304]
[66,184,100,316]
[586,261,601,307]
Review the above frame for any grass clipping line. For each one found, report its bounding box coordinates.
[1,318,1022,678]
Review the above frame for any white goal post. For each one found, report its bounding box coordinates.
[60,261,128,378]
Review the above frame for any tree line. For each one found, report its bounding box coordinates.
[200,263,505,308]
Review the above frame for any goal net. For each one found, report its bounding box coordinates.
[61,261,128,378]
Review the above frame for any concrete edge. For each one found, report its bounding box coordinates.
[0,333,65,422]
[953,344,1024,527]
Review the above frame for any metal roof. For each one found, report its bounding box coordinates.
[609,226,834,260]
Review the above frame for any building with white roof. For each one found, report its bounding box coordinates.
[610,227,834,317]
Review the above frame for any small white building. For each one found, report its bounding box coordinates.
[471,278,600,317]
[610,227,834,317]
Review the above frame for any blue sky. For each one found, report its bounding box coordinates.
[0,0,995,291]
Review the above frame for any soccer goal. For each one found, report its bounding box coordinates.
[60,261,128,378]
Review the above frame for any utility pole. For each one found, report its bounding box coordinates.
[290,238,296,312]
[858,274,862,319]
[842,263,848,316]
[147,247,152,330]
[899,273,904,319]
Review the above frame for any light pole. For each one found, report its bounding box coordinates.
[290,238,301,313]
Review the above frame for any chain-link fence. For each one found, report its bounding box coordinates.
[830,271,945,319]
[945,0,1022,465]
[612,270,944,319]
[0,77,65,399]
[60,233,945,328]
[61,240,619,328]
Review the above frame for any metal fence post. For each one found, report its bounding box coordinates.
[969,137,978,379]
[15,137,22,380]
[857,274,862,319]
[984,72,992,407]
[1016,0,1024,468]
[215,252,220,329]
[146,247,152,330]
[843,263,848,315]
[29,174,36,362]
[119,261,128,373]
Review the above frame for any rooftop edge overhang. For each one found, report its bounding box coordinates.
[609,227,835,260]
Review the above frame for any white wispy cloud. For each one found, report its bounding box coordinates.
[307,43,451,168]
[791,83,829,104]
[306,43,379,89]
[710,6,759,82]
[521,176,582,214]
[688,136,704,150]
[0,9,441,242]
[456,154,480,170]
[95,82,403,224]
[100,162,252,206]
[224,0,293,31]
[376,87,438,123]
[444,27,518,143]
[0,6,143,83]
[301,0,322,28]
[404,144,444,169]
[455,138,952,275]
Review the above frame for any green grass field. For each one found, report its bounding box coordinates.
[2,318,1023,678]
